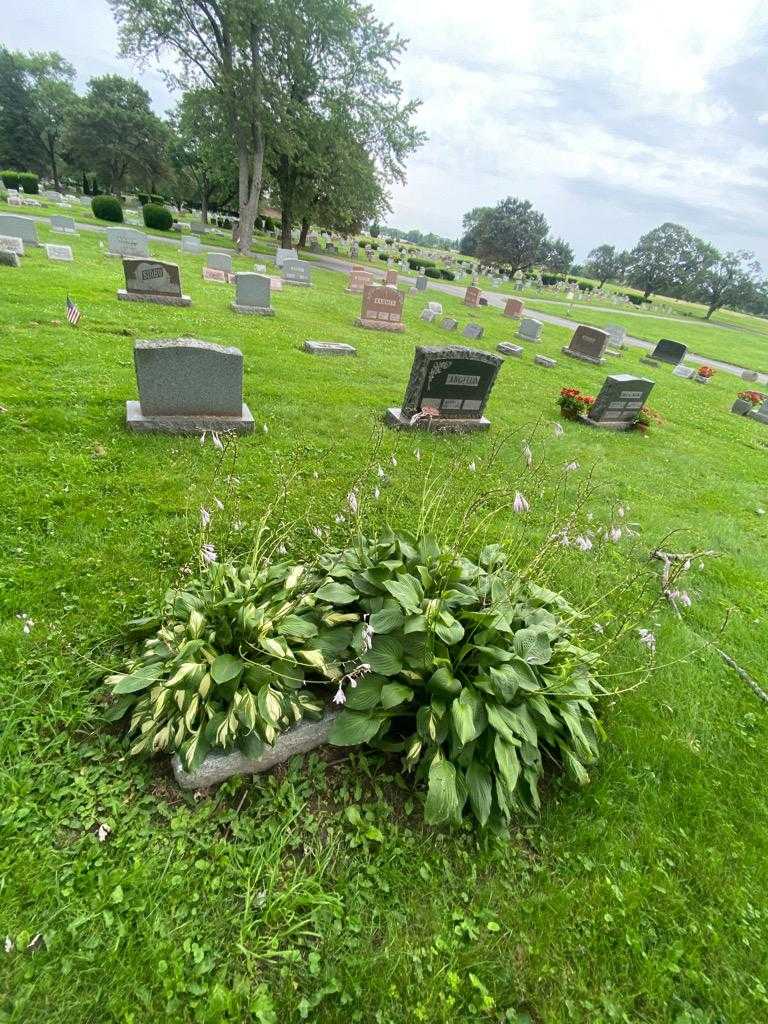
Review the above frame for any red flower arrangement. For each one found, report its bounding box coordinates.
[558,386,594,419]
[696,365,715,378]
[737,390,765,407]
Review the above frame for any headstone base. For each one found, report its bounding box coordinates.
[386,407,491,433]
[605,347,623,357]
[283,279,311,287]
[561,347,605,365]
[534,355,556,368]
[748,409,768,424]
[639,356,659,367]
[355,317,405,333]
[579,413,635,432]
[202,268,235,284]
[304,340,356,356]
[345,287,367,294]
[171,711,340,789]
[231,301,275,316]
[118,289,191,307]
[125,400,254,434]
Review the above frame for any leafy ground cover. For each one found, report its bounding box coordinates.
[1,227,768,1022]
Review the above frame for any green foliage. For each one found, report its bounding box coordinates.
[0,169,38,192]
[318,532,604,828]
[408,256,435,269]
[91,194,123,222]
[424,267,442,279]
[263,215,274,231]
[439,268,455,280]
[142,202,172,230]
[137,191,149,205]
[369,223,380,237]
[628,222,717,300]
[460,197,551,274]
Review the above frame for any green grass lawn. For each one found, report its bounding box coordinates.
[2,226,768,1023]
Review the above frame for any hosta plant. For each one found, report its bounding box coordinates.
[320,531,605,828]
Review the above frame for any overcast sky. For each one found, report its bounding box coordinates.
[5,0,768,262]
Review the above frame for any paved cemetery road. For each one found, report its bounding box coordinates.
[307,251,767,384]
[12,213,765,384]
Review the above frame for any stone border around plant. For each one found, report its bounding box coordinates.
[171,709,341,789]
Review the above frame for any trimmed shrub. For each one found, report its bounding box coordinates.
[150,193,164,205]
[137,192,150,206]
[142,203,173,231]
[263,216,274,231]
[439,269,455,281]
[0,171,39,193]
[408,257,435,270]
[91,195,124,223]
[626,294,650,306]
[541,273,560,286]
[425,267,442,279]
[378,252,389,262]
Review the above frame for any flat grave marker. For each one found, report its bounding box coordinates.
[126,338,253,434]
[535,355,556,368]
[304,340,356,356]
[497,342,523,357]
[44,243,73,262]
[441,317,458,331]
[0,235,24,256]
[386,345,502,433]
[672,365,696,379]
[463,323,484,340]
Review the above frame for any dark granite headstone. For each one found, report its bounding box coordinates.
[386,345,502,432]
[118,257,190,306]
[651,338,687,365]
[562,324,609,365]
[586,374,654,430]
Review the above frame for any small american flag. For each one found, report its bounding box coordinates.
[66,295,81,327]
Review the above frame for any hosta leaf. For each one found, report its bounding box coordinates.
[417,535,440,562]
[494,735,521,794]
[466,761,493,826]
[513,626,552,666]
[404,614,427,635]
[277,614,318,639]
[316,581,357,605]
[257,685,283,725]
[110,663,163,694]
[328,710,382,746]
[314,626,353,657]
[239,730,265,760]
[297,648,328,674]
[451,686,487,744]
[382,574,423,614]
[270,658,304,689]
[181,730,211,773]
[424,759,466,826]
[211,653,243,685]
[369,603,405,634]
[380,683,414,709]
[561,747,590,785]
[427,667,461,696]
[435,617,465,645]
[366,635,403,676]
[486,704,521,745]
[235,690,257,731]
[344,676,384,710]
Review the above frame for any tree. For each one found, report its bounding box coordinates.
[691,250,763,320]
[459,198,549,274]
[583,243,623,286]
[627,222,716,300]
[540,236,573,275]
[66,75,167,192]
[168,89,237,221]
[0,48,77,184]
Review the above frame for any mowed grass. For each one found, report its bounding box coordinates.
[2,223,768,1023]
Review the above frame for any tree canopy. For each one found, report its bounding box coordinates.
[460,198,550,274]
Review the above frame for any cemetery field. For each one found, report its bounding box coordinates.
[3,229,768,1023]
[524,298,768,372]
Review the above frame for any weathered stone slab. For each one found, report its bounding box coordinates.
[50,215,78,234]
[202,267,234,284]
[742,369,760,382]
[283,258,312,286]
[304,340,357,356]
[44,243,73,262]
[107,227,149,258]
[182,236,203,253]
[498,342,523,357]
[534,355,556,367]
[171,711,340,789]
[0,234,24,255]
[0,249,20,267]
[275,247,298,267]
[639,356,660,367]
[207,251,232,273]
[672,365,696,379]
[0,214,38,246]
[441,318,458,331]
[463,323,484,340]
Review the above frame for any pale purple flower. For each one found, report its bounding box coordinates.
[373,486,381,500]
[679,591,692,607]
[4,937,13,954]
[278,543,287,555]
[522,443,532,467]
[262,424,268,434]
[214,497,224,511]
[390,455,397,467]
[96,823,112,842]
[377,465,386,479]
[361,622,374,653]
[346,490,359,515]
[553,529,570,547]
[232,520,242,532]
[335,514,346,524]
[468,460,476,473]
[332,683,347,705]
[211,432,224,451]
[683,559,691,572]
[16,613,34,634]
[200,506,211,528]
[565,461,580,472]
[607,526,622,543]
[574,535,593,551]
[593,623,604,634]
[638,628,656,655]
[312,526,323,539]
[313,470,319,480]
[617,505,625,518]
[201,542,217,564]
[414,448,422,461]
[553,422,565,438]
[513,491,529,513]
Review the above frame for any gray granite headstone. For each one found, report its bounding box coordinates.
[275,247,298,267]
[51,215,77,234]
[742,369,760,382]
[534,355,556,368]
[304,340,356,356]
[44,243,73,262]
[463,323,484,340]
[421,309,438,323]
[386,345,502,432]
[0,249,20,267]
[651,338,687,365]
[190,221,208,235]
[182,236,203,253]
[414,274,427,292]
[0,215,38,247]
[118,257,191,306]
[282,258,312,286]
[207,251,232,273]
[231,272,274,315]
[586,374,654,429]
[107,227,149,258]
[604,323,627,348]
[748,399,768,424]
[517,317,542,341]
[562,324,609,365]
[441,318,458,331]
[126,338,253,434]
[672,365,696,379]
[0,234,24,255]
[497,342,523,357]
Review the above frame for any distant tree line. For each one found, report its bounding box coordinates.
[386,226,458,250]
[0,0,425,254]
[459,195,767,320]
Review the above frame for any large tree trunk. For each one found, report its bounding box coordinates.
[299,217,310,248]
[236,127,264,256]
[47,134,59,191]
[201,189,208,225]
